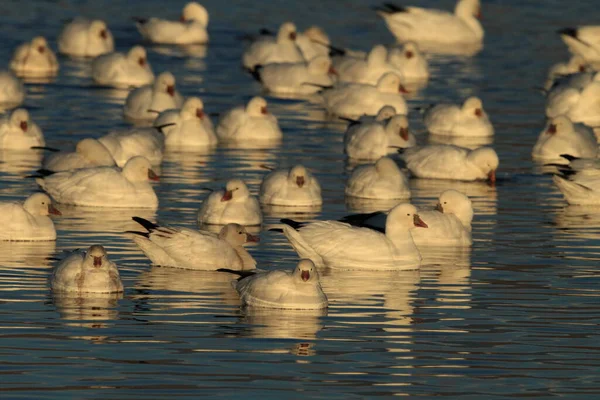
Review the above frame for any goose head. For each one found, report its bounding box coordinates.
[219,223,259,246]
[221,179,250,202]
[246,96,269,117]
[122,156,159,182]
[182,2,209,26]
[23,193,61,216]
[435,189,473,226]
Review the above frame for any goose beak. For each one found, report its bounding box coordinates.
[246,233,260,243]
[547,124,557,134]
[221,190,233,201]
[180,15,186,22]
[399,85,410,94]
[475,108,483,117]
[100,29,108,39]
[328,66,338,76]
[93,256,102,267]
[20,121,28,132]
[261,106,268,115]
[413,214,428,228]
[167,85,175,97]
[148,169,160,181]
[48,204,62,216]
[488,169,496,184]
[38,46,45,53]
[301,270,310,281]
[434,203,443,213]
[399,127,409,141]
[138,57,146,67]
[196,109,205,119]
[289,32,297,40]
[296,176,305,188]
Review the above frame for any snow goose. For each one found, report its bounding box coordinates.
[344,114,416,160]
[279,202,426,270]
[259,165,322,206]
[545,55,588,91]
[129,217,257,270]
[345,156,410,199]
[216,97,282,143]
[153,97,217,148]
[42,138,116,172]
[10,37,59,78]
[58,18,114,57]
[559,26,600,66]
[224,259,328,309]
[242,22,305,71]
[36,156,159,208]
[400,144,498,182]
[197,178,262,225]
[0,108,44,149]
[92,46,154,88]
[336,45,401,85]
[424,96,494,137]
[51,245,123,293]
[322,72,408,118]
[252,55,335,95]
[123,71,184,122]
[99,127,164,167]
[387,42,429,81]
[296,26,331,61]
[0,71,25,108]
[375,0,483,46]
[0,193,60,241]
[532,116,597,162]
[553,173,600,206]
[134,2,209,44]
[546,76,600,127]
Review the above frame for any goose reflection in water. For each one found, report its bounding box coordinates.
[54,205,156,237]
[420,246,472,308]
[52,291,122,329]
[0,149,43,176]
[238,307,326,340]
[0,240,56,268]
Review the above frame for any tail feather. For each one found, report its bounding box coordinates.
[558,27,578,39]
[132,216,158,232]
[125,230,150,238]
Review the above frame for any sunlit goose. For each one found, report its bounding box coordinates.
[42,138,116,172]
[99,127,164,167]
[153,97,217,148]
[559,26,600,65]
[10,37,59,77]
[296,26,330,61]
[58,18,114,57]
[400,144,498,182]
[336,45,401,85]
[92,46,154,88]
[51,245,123,293]
[387,42,429,81]
[532,116,597,161]
[424,96,493,137]
[545,55,588,91]
[344,114,416,160]
[0,108,44,149]
[0,193,60,241]
[135,2,209,44]
[242,22,305,71]
[36,156,159,208]
[216,97,282,143]
[197,178,262,225]
[259,165,322,206]
[375,0,483,46]
[345,156,410,199]
[253,55,335,95]
[228,259,328,309]
[546,76,600,127]
[129,217,257,270]
[553,173,600,205]
[123,71,184,121]
[322,72,408,118]
[280,202,426,270]
[0,70,25,107]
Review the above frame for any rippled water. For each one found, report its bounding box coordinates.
[2,0,600,398]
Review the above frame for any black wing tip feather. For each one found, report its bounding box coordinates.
[132,17,148,25]
[280,218,306,230]
[560,154,579,162]
[132,216,158,232]
[373,3,408,14]
[249,65,263,82]
[216,268,257,280]
[36,168,56,177]
[558,28,578,38]
[125,230,150,238]
[268,228,284,233]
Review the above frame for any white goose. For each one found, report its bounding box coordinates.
[153,97,217,148]
[0,108,44,149]
[0,70,25,107]
[559,26,600,66]
[36,156,159,208]
[375,0,483,46]
[242,22,305,71]
[92,46,154,88]
[99,127,164,167]
[400,144,498,182]
[322,72,408,118]
[0,193,60,241]
[345,156,411,199]
[129,217,257,270]
[58,18,114,57]
[387,42,429,81]
[424,96,494,137]
[532,116,598,162]
[253,55,335,95]
[545,55,588,91]
[197,178,262,225]
[123,71,184,122]
[51,245,123,293]
[546,75,600,127]
[227,259,328,309]
[10,37,59,78]
[296,26,331,61]
[554,173,600,206]
[216,97,282,143]
[42,138,116,172]
[344,114,416,160]
[259,165,322,206]
[135,2,209,44]
[280,202,427,270]
[336,45,401,85]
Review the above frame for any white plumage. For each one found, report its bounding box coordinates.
[336,45,402,85]
[345,156,410,199]
[10,37,59,78]
[532,116,598,162]
[0,193,60,241]
[216,97,282,143]
[153,97,217,148]
[92,46,154,88]
[387,42,429,81]
[43,138,116,172]
[0,108,44,149]
[559,26,600,66]
[259,165,322,206]
[58,18,114,57]
[135,2,209,44]
[344,114,416,160]
[99,127,164,167]
[553,174,600,206]
[242,22,305,71]
[197,178,262,225]
[255,55,334,95]
[424,96,494,137]
[0,70,25,108]
[123,71,184,122]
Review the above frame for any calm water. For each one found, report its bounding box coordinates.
[1,0,600,398]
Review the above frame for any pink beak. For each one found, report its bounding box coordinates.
[20,121,28,132]
[488,170,496,184]
[167,85,175,97]
[196,109,205,119]
[148,169,160,181]
[400,127,409,141]
[547,124,557,134]
[38,46,45,53]
[93,256,102,267]
[301,270,310,281]
[246,233,260,243]
[139,57,146,67]
[48,204,61,216]
[296,176,305,188]
[413,214,428,228]
[399,85,410,94]
[261,106,268,115]
[221,190,233,201]
[100,30,108,39]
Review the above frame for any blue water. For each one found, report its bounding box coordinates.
[1,0,600,398]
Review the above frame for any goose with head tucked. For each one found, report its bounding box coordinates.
[58,18,114,57]
[337,45,401,85]
[296,26,331,61]
[10,37,59,78]
[253,55,335,95]
[153,97,217,148]
[387,42,429,81]
[260,165,322,206]
[135,2,209,44]
[532,116,597,162]
[0,108,44,149]
[554,172,600,206]
[92,45,154,88]
[216,97,282,143]
[0,70,25,108]
[123,71,184,122]
[345,156,410,199]
[36,156,159,208]
[279,202,426,270]
[424,96,493,137]
[198,178,262,226]
[242,22,305,71]
[0,193,60,241]
[99,127,164,167]
[42,138,116,172]
[546,75,600,127]
[129,217,257,270]
[545,55,588,91]
[345,114,416,160]
[559,26,600,66]
[51,245,123,293]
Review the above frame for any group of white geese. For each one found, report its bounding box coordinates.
[1,0,599,310]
